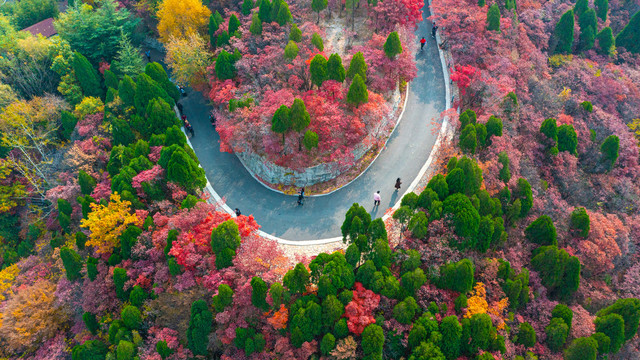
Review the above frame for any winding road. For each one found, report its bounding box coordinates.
[179,4,446,241]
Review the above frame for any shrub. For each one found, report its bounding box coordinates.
[116,340,135,360]
[531,246,580,300]
[212,284,234,312]
[251,276,269,310]
[129,285,146,307]
[408,212,429,239]
[516,322,536,348]
[455,294,467,313]
[438,258,474,294]
[546,317,569,352]
[361,324,384,358]
[460,124,477,154]
[557,124,578,155]
[427,174,448,200]
[551,304,573,332]
[525,215,557,245]
[312,32,324,51]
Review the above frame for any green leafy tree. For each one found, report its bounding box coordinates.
[310,54,328,87]
[73,52,103,98]
[555,9,575,53]
[250,13,263,35]
[13,0,58,29]
[118,75,136,109]
[312,0,328,23]
[129,285,146,307]
[615,10,640,54]
[55,0,140,64]
[112,35,145,79]
[284,40,299,60]
[251,276,269,310]
[346,51,367,81]
[525,215,557,245]
[552,304,574,332]
[513,178,533,218]
[303,130,319,150]
[384,32,403,59]
[393,296,419,324]
[321,333,335,355]
[601,134,619,168]
[438,258,474,293]
[210,220,241,269]
[61,247,83,281]
[486,4,501,31]
[486,115,503,144]
[443,193,480,243]
[531,245,581,300]
[596,27,614,56]
[83,311,99,335]
[595,0,608,20]
[117,340,135,360]
[347,74,368,107]
[187,299,213,356]
[439,315,462,359]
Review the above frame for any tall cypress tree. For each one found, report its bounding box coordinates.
[118,75,136,109]
[310,54,328,88]
[312,0,328,23]
[215,50,238,80]
[276,2,292,25]
[347,74,368,107]
[60,247,83,281]
[596,27,614,55]
[187,300,213,356]
[145,62,180,103]
[555,9,575,54]
[134,73,170,114]
[486,4,501,31]
[228,14,241,34]
[259,0,272,23]
[242,0,254,15]
[271,105,291,145]
[615,10,640,54]
[346,52,367,82]
[73,52,103,98]
[574,0,588,18]
[208,14,220,47]
[579,9,597,51]
[250,13,263,35]
[290,98,310,150]
[327,53,346,82]
[595,0,608,21]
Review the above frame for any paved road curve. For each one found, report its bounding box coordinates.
[180,4,445,241]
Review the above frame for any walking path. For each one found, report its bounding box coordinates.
[179,4,447,242]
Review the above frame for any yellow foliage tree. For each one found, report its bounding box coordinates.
[0,280,68,356]
[0,160,26,212]
[156,0,210,44]
[165,33,212,88]
[629,118,640,148]
[465,282,489,318]
[80,192,140,255]
[0,264,19,302]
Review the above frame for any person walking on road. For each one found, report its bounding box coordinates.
[209,113,216,127]
[395,178,402,191]
[184,120,195,137]
[297,187,305,205]
[235,208,242,216]
[177,103,184,115]
[431,24,438,38]
[420,37,426,51]
[145,50,151,62]
[373,191,381,207]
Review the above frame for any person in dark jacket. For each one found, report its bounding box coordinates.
[395,178,402,191]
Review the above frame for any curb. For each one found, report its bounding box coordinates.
[234,84,412,198]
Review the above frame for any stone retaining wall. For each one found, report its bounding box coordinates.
[236,87,402,187]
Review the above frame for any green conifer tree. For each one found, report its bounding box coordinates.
[271,105,291,145]
[250,13,262,35]
[215,50,238,80]
[289,23,302,41]
[347,74,368,107]
[60,247,83,281]
[346,51,367,82]
[312,0,328,23]
[615,10,640,54]
[595,0,608,20]
[73,52,103,98]
[310,54,328,87]
[242,0,254,15]
[596,27,614,56]
[118,75,136,109]
[579,9,598,51]
[327,53,346,82]
[284,40,299,60]
[486,4,501,31]
[228,14,241,34]
[555,9,575,53]
[259,0,272,22]
[187,299,213,356]
[384,31,403,58]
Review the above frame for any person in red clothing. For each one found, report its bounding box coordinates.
[420,37,426,51]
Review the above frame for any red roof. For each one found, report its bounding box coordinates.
[22,18,57,38]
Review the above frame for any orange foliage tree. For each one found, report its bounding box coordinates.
[0,280,69,356]
[156,0,210,44]
[267,304,289,330]
[80,192,141,255]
